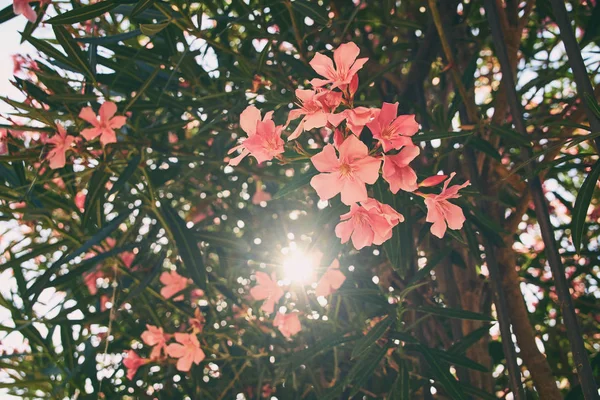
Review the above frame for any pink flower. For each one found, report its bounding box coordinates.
[287,89,342,141]
[79,101,127,146]
[123,350,149,380]
[366,102,419,152]
[273,312,302,339]
[310,135,381,205]
[252,187,272,205]
[229,106,285,166]
[310,42,368,89]
[329,107,376,136]
[74,192,86,211]
[166,333,205,372]
[315,259,346,297]
[250,271,284,314]
[0,130,8,155]
[13,0,37,22]
[419,174,448,187]
[335,198,404,249]
[423,173,470,238]
[159,270,189,301]
[382,146,420,193]
[83,269,103,295]
[141,325,171,360]
[46,124,76,169]
[189,309,205,333]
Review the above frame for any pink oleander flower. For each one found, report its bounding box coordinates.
[159,270,189,301]
[329,107,376,136]
[189,309,205,333]
[250,271,284,314]
[366,102,419,152]
[83,269,103,295]
[228,106,285,166]
[335,198,404,249]
[423,172,470,238]
[79,101,127,146]
[252,186,272,205]
[13,0,37,22]
[382,145,420,193]
[310,42,368,89]
[166,333,205,372]
[287,89,342,141]
[74,191,86,211]
[141,325,171,360]
[0,130,8,155]
[46,124,76,169]
[315,259,346,297]
[273,312,302,339]
[123,350,150,380]
[310,135,381,205]
[419,174,448,187]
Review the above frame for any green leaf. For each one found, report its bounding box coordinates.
[0,239,69,274]
[408,248,451,284]
[467,137,502,162]
[290,0,329,26]
[0,4,16,24]
[414,130,474,142]
[389,359,411,399]
[46,0,117,25]
[122,255,165,303]
[449,325,492,354]
[347,344,388,396]
[27,210,133,300]
[76,30,142,44]
[584,93,600,120]
[572,158,600,253]
[273,167,318,199]
[414,305,494,321]
[53,26,96,81]
[160,203,206,290]
[82,167,111,229]
[352,316,394,359]
[419,344,466,400]
[107,154,141,196]
[406,345,488,372]
[131,0,155,17]
[194,231,250,253]
[388,331,418,343]
[140,21,171,36]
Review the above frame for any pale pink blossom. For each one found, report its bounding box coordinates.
[229,106,284,166]
[74,192,86,211]
[382,146,420,193]
[252,187,272,205]
[310,135,381,205]
[287,89,342,140]
[159,270,189,301]
[315,259,346,297]
[366,102,419,151]
[329,107,376,136]
[141,325,171,360]
[309,42,368,89]
[419,174,448,187]
[273,312,302,339]
[46,124,76,169]
[0,130,8,155]
[13,0,37,22]
[335,199,403,249]
[83,269,103,295]
[250,271,284,314]
[79,101,127,146]
[189,309,205,333]
[423,173,470,238]
[123,350,150,380]
[166,333,205,372]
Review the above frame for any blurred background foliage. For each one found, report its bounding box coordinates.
[0,0,599,399]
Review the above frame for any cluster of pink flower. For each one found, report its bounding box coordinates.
[43,101,127,169]
[227,42,470,242]
[249,257,346,339]
[124,312,206,379]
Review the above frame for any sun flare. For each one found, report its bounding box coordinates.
[281,250,317,284]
